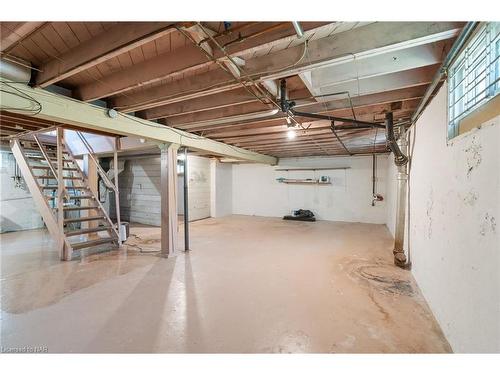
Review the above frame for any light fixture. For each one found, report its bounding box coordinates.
[107,108,118,118]
[287,128,296,140]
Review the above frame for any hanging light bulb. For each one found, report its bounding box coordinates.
[287,128,296,140]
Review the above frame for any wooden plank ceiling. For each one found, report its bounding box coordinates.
[0,21,465,158]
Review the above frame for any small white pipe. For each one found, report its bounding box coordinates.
[291,21,304,38]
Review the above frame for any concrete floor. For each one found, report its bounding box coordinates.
[0,215,451,353]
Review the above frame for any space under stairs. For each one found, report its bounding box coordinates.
[10,131,120,260]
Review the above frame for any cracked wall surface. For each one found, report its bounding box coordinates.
[386,83,500,352]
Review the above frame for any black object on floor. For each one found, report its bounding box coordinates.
[283,209,316,222]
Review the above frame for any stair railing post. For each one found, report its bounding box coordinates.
[114,137,122,246]
[56,127,69,260]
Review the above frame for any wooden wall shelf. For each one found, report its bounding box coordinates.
[274,167,350,171]
[276,178,331,185]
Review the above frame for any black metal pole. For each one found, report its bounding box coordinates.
[183,147,190,251]
[291,109,386,129]
[372,154,376,206]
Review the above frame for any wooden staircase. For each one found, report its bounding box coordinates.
[10,129,120,260]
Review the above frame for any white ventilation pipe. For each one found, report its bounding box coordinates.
[174,109,279,130]
[291,22,304,38]
[0,58,31,84]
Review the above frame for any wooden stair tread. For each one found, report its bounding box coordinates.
[31,166,79,171]
[41,185,89,189]
[71,237,115,250]
[61,205,99,211]
[46,195,94,200]
[23,148,69,154]
[27,155,72,162]
[64,215,105,223]
[65,226,111,237]
[36,175,83,180]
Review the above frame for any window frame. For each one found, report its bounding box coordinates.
[447,22,500,139]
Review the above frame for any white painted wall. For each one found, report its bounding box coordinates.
[188,155,211,221]
[210,160,233,218]
[232,155,388,223]
[0,149,44,233]
[386,84,500,352]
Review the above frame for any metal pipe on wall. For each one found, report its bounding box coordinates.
[393,133,409,268]
[385,112,408,166]
[183,147,190,251]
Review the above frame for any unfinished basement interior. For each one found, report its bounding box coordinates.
[0,19,499,356]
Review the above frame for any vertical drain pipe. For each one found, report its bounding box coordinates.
[394,134,409,268]
[386,112,409,268]
[183,147,190,251]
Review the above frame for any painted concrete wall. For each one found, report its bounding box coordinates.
[232,155,388,223]
[210,160,233,218]
[0,149,44,233]
[386,84,500,352]
[187,155,211,221]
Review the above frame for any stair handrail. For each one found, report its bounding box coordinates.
[75,131,117,191]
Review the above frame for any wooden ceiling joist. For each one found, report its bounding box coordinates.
[138,87,261,120]
[0,22,47,53]
[0,79,277,164]
[107,22,461,113]
[35,22,180,87]
[0,21,465,159]
[74,22,331,102]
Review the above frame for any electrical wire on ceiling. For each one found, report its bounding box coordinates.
[175,25,271,106]
[111,33,310,112]
[0,23,298,158]
[1,22,391,157]
[117,111,272,158]
[0,81,42,115]
[193,22,336,157]
[0,78,269,158]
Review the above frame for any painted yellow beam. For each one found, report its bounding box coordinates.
[0,79,278,165]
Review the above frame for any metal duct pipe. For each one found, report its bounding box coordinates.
[291,21,304,38]
[0,58,31,84]
[393,133,409,268]
[385,112,408,166]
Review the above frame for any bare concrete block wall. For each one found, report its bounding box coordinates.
[386,84,500,352]
[115,155,211,226]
